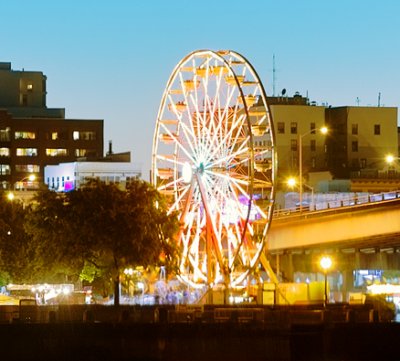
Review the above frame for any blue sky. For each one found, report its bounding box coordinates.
[2,0,400,179]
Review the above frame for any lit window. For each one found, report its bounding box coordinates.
[27,84,33,91]
[52,132,58,140]
[15,164,40,173]
[16,148,37,156]
[46,149,68,157]
[79,132,96,140]
[73,131,79,140]
[15,131,36,140]
[0,165,10,175]
[0,148,10,156]
[75,149,86,157]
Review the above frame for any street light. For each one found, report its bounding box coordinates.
[299,126,328,212]
[15,174,36,190]
[8,174,37,208]
[385,154,395,165]
[287,177,314,211]
[320,255,332,307]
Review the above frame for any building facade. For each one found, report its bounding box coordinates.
[44,161,142,192]
[325,106,398,179]
[0,62,103,189]
[268,94,328,183]
[265,93,398,192]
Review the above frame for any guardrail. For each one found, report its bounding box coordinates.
[273,190,400,218]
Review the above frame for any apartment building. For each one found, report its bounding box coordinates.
[268,94,328,182]
[265,93,398,191]
[0,62,103,189]
[325,106,398,179]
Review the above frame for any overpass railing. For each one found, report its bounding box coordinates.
[273,190,400,218]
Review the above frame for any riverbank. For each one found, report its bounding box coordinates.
[0,304,398,360]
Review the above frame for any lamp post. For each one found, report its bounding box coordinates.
[320,255,332,307]
[8,174,36,208]
[298,126,328,212]
[15,174,36,191]
[287,177,314,211]
[385,154,398,177]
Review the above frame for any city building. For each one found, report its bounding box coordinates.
[0,62,103,189]
[44,158,141,192]
[325,106,398,179]
[267,93,328,182]
[264,93,399,194]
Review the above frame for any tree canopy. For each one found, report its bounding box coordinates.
[7,178,180,304]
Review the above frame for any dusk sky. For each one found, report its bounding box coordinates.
[2,0,399,179]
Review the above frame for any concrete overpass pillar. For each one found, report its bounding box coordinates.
[355,249,361,269]
[377,249,388,269]
[285,252,293,282]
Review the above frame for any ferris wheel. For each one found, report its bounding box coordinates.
[152,50,276,289]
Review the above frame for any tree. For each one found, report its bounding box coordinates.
[25,187,84,283]
[27,179,180,305]
[0,192,34,285]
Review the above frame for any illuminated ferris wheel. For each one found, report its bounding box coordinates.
[152,50,276,289]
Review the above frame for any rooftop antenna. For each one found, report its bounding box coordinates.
[272,54,276,96]
[378,92,381,107]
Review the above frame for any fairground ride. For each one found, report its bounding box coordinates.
[152,49,277,293]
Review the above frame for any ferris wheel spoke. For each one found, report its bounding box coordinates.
[195,173,226,273]
[158,122,197,165]
[205,115,247,165]
[207,95,244,162]
[156,154,187,168]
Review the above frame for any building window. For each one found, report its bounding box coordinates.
[15,164,40,173]
[374,124,381,135]
[75,149,97,157]
[0,165,10,175]
[351,141,358,152]
[311,157,316,168]
[21,94,28,106]
[310,122,316,134]
[27,84,33,91]
[290,122,297,134]
[73,131,96,140]
[46,148,68,157]
[352,124,358,135]
[310,139,316,152]
[16,148,37,156]
[15,131,36,140]
[291,139,297,151]
[277,122,285,134]
[360,158,367,169]
[47,131,67,140]
[0,148,10,156]
[0,128,10,141]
